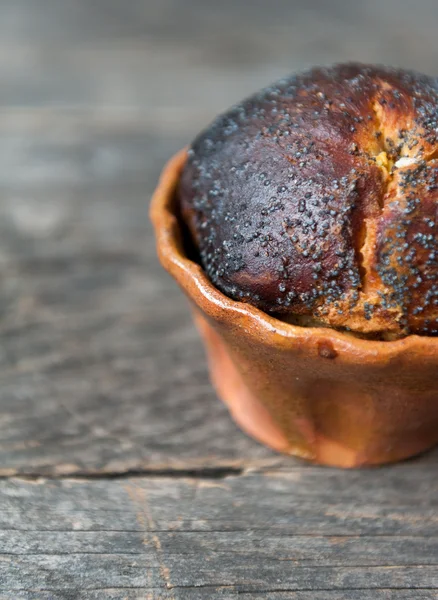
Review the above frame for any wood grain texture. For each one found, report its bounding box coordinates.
[0,116,279,475]
[1,0,438,597]
[1,593,435,600]
[0,474,437,597]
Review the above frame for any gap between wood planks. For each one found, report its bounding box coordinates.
[1,450,436,481]
[0,465,245,481]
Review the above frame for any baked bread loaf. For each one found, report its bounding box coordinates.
[179,64,438,337]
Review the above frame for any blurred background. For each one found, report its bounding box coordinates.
[2,0,438,473]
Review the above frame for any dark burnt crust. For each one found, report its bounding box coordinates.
[179,63,438,336]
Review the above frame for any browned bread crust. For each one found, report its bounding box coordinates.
[179,64,438,336]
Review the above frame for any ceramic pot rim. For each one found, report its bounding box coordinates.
[150,148,438,363]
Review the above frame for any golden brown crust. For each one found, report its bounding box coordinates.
[179,63,438,336]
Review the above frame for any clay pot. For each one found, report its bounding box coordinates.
[150,149,438,467]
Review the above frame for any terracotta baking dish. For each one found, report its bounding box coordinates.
[151,149,438,467]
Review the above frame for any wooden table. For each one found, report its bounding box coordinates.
[0,1,437,597]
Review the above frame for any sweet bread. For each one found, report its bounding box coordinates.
[179,64,438,337]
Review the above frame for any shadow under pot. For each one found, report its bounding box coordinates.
[151,149,438,468]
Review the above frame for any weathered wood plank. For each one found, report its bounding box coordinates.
[2,500,437,536]
[2,463,438,515]
[1,556,436,591]
[0,116,282,475]
[1,591,436,600]
[2,530,438,566]
[0,476,437,597]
